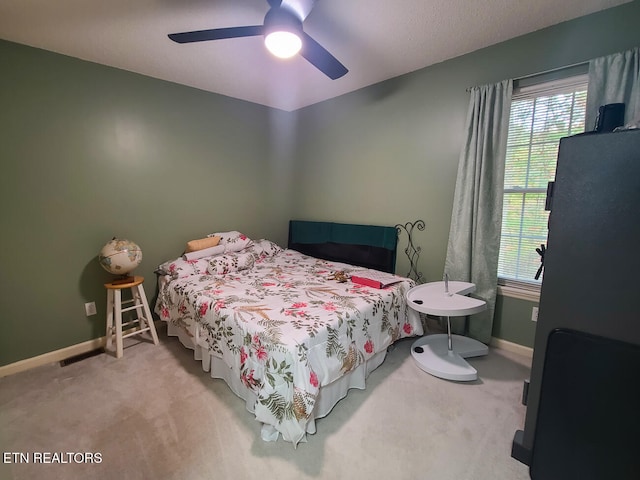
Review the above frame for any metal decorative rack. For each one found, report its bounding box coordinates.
[395,219,425,284]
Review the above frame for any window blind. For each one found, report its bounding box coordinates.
[498,76,588,285]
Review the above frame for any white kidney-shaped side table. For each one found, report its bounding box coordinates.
[407,280,488,381]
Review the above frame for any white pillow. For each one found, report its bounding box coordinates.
[182,244,226,261]
[185,235,221,253]
[207,231,253,250]
[182,236,253,261]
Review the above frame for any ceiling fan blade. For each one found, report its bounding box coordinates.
[300,33,348,80]
[168,25,264,44]
[280,0,317,21]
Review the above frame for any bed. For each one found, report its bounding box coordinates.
[154,220,423,446]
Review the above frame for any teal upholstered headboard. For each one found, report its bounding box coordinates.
[287,220,398,273]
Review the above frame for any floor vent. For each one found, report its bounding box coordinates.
[59,348,104,367]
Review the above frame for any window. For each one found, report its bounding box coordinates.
[498,75,588,291]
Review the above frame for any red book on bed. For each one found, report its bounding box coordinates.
[350,271,403,289]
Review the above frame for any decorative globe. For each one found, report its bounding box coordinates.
[98,237,143,276]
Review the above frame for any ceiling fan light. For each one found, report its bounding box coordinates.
[265,31,302,58]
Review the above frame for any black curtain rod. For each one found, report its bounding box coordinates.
[465,60,589,92]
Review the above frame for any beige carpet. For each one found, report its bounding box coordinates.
[0,324,532,480]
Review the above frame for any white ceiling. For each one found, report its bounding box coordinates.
[0,0,630,111]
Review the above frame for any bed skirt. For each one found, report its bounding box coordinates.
[166,321,388,443]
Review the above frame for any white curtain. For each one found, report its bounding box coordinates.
[444,79,513,344]
[586,47,640,130]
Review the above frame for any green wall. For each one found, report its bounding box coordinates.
[0,41,296,366]
[493,296,538,347]
[1,2,639,365]
[293,1,640,348]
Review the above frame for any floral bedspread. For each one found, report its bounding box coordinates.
[154,239,423,446]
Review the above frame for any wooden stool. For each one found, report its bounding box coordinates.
[105,276,159,358]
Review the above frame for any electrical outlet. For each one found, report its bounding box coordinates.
[531,306,539,322]
[85,302,97,316]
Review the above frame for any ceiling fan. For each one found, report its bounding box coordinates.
[168,0,348,80]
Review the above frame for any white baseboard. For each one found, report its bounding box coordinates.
[0,337,106,378]
[2,328,527,378]
[490,337,533,359]
[0,322,161,378]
